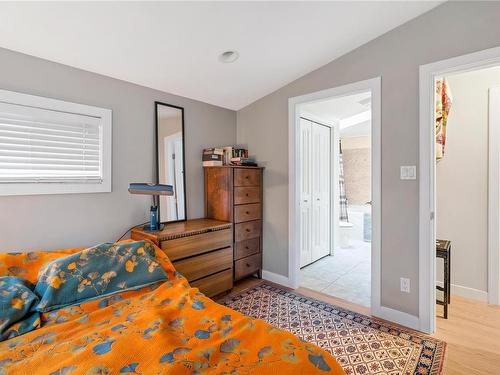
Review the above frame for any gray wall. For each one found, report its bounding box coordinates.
[0,47,236,252]
[237,1,500,315]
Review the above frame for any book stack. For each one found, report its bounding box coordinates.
[228,147,257,166]
[232,148,248,159]
[230,156,257,166]
[203,146,258,167]
[222,146,233,165]
[202,148,224,166]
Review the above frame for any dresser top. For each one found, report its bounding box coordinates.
[131,218,232,241]
[203,165,264,169]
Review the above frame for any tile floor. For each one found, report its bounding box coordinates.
[299,240,371,307]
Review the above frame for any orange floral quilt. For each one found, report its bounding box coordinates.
[0,240,344,375]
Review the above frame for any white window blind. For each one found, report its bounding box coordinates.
[0,89,112,196]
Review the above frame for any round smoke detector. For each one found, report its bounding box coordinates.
[219,50,239,63]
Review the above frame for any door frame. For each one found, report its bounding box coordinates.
[419,45,500,334]
[288,77,382,314]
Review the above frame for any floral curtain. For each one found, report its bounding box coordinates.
[435,78,453,161]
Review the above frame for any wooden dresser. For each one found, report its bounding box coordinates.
[131,218,233,297]
[204,166,264,281]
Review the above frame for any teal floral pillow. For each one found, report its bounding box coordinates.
[35,241,167,312]
[0,276,41,341]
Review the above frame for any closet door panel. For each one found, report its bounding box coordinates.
[311,124,322,262]
[299,119,312,267]
[318,125,331,257]
[311,123,331,261]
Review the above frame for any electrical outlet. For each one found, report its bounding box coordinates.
[400,277,410,293]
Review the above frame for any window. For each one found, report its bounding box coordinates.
[0,89,112,196]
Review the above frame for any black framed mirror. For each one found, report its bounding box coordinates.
[155,102,186,223]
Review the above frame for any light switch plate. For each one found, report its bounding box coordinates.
[400,166,416,180]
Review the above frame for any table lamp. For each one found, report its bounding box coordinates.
[128,183,174,231]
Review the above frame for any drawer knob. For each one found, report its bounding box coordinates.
[245,211,250,214]
[246,228,250,232]
[245,193,249,197]
[245,246,249,250]
[245,176,249,179]
[246,263,251,267]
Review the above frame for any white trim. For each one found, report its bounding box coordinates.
[0,89,112,196]
[419,45,500,334]
[436,281,488,303]
[332,122,340,253]
[375,306,420,331]
[489,87,500,306]
[288,77,382,319]
[262,270,292,288]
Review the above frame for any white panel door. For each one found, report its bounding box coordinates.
[311,123,331,261]
[299,118,312,267]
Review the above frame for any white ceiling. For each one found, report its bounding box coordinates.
[301,91,372,137]
[302,92,371,121]
[0,2,441,110]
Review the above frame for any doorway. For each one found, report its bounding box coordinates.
[419,46,500,334]
[288,77,382,316]
[298,93,372,308]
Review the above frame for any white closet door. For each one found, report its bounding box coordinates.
[316,124,331,258]
[311,123,331,261]
[299,119,312,267]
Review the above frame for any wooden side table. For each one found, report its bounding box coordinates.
[436,239,451,319]
[131,218,234,297]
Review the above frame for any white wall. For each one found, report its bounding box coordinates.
[236,1,500,315]
[0,47,236,252]
[436,66,500,299]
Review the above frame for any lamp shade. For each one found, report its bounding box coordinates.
[128,183,174,196]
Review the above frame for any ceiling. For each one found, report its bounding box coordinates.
[301,91,371,137]
[302,92,371,121]
[0,2,441,110]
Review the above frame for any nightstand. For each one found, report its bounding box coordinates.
[131,218,233,297]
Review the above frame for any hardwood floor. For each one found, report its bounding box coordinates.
[230,277,500,375]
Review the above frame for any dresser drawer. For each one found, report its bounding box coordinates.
[235,220,261,242]
[174,247,232,282]
[234,168,261,187]
[235,253,262,280]
[191,269,233,297]
[235,237,260,260]
[160,229,231,261]
[234,186,260,205]
[234,203,261,223]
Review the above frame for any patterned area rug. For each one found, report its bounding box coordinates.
[219,283,445,375]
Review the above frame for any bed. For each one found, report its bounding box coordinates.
[0,240,344,374]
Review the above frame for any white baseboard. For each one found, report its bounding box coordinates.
[436,281,488,302]
[371,305,420,331]
[262,270,292,288]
